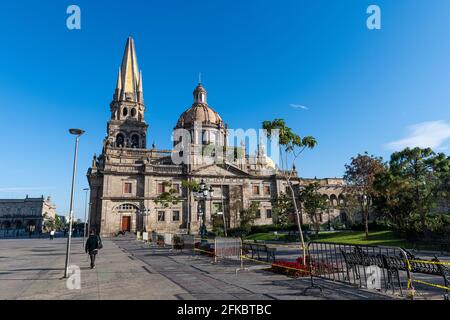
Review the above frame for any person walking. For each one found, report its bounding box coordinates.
[85,230,103,269]
[49,229,55,240]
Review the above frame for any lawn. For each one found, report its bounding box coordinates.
[245,232,296,242]
[246,230,412,248]
[312,231,411,248]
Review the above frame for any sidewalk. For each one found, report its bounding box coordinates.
[0,238,188,300]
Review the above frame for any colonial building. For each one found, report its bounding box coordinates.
[0,195,56,232]
[87,37,346,237]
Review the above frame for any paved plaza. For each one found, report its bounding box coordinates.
[0,237,412,300]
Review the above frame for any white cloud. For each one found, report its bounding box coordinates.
[386,120,450,151]
[290,104,309,110]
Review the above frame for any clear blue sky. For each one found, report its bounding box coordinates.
[0,0,449,220]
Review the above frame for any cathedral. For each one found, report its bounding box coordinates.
[87,37,345,237]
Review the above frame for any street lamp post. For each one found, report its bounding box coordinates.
[194,180,214,243]
[64,128,85,278]
[139,208,149,232]
[82,188,89,248]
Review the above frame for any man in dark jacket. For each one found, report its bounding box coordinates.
[85,230,102,269]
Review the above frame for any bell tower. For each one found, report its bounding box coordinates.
[105,37,148,149]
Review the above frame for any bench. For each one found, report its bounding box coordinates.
[403,249,450,300]
[340,246,407,294]
[341,246,450,298]
[434,257,450,300]
[243,242,276,262]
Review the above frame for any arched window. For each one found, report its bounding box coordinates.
[330,195,338,208]
[116,134,125,148]
[115,204,139,213]
[131,135,140,148]
[131,108,137,117]
[122,108,128,117]
[338,195,346,206]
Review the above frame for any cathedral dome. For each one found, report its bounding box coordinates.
[176,103,224,128]
[175,83,225,129]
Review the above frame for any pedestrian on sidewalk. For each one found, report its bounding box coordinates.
[49,229,55,240]
[85,229,103,269]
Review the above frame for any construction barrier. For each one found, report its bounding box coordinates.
[142,232,149,242]
[163,233,172,246]
[305,242,412,297]
[182,235,196,250]
[136,231,142,241]
[407,258,450,300]
[214,237,241,263]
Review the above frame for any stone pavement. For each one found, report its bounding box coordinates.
[0,237,402,300]
[0,238,186,300]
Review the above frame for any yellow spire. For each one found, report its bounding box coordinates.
[115,68,122,91]
[137,70,144,103]
[119,37,140,101]
[137,70,143,93]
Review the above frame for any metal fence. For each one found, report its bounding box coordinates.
[214,237,242,263]
[306,242,412,296]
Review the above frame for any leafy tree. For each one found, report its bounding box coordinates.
[337,192,359,226]
[155,181,180,208]
[299,183,328,235]
[271,192,293,229]
[55,215,65,231]
[373,169,414,231]
[263,119,317,264]
[211,210,225,235]
[343,152,385,238]
[375,147,450,232]
[44,218,55,232]
[239,202,260,234]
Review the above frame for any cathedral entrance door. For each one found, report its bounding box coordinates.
[121,216,131,232]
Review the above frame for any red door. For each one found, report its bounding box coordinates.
[121,216,131,232]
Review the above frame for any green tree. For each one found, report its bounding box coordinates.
[239,202,260,234]
[375,147,450,232]
[343,152,385,238]
[299,183,328,235]
[155,181,181,208]
[271,192,293,229]
[44,218,55,231]
[373,169,414,231]
[337,192,359,227]
[55,215,65,231]
[263,119,317,264]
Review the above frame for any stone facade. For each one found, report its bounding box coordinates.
[87,37,346,237]
[0,195,56,232]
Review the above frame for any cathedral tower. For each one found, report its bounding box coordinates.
[106,37,148,149]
